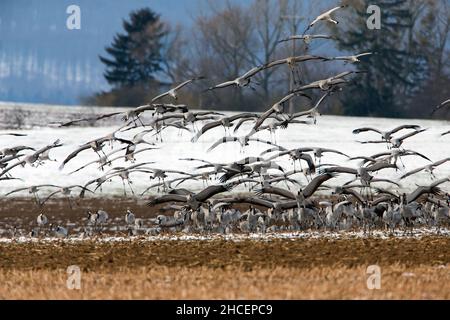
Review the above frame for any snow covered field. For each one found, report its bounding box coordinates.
[0,103,449,197]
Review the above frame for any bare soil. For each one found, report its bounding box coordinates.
[1,198,449,299]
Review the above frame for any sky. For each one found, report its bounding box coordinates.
[0,0,234,105]
[0,0,336,106]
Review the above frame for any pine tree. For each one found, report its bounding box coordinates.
[332,0,427,117]
[99,8,168,87]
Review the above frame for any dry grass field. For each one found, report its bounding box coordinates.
[0,237,449,299]
[1,265,449,299]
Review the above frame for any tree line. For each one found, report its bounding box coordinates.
[84,0,450,119]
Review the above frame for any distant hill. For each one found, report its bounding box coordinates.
[0,0,202,105]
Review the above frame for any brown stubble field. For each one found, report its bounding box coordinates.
[0,237,449,299]
[0,198,449,299]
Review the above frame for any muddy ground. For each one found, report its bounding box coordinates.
[0,197,272,237]
[1,237,449,271]
[0,237,449,299]
[0,198,449,299]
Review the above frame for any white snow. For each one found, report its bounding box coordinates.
[1,227,449,244]
[0,104,449,197]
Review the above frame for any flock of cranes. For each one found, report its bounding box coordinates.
[1,4,449,238]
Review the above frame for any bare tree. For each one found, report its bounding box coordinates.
[160,24,191,82]
[178,0,325,112]
[191,1,259,109]
[142,0,348,113]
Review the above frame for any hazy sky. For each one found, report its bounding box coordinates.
[0,0,247,104]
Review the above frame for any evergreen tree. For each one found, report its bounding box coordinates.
[332,0,427,117]
[99,8,168,87]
